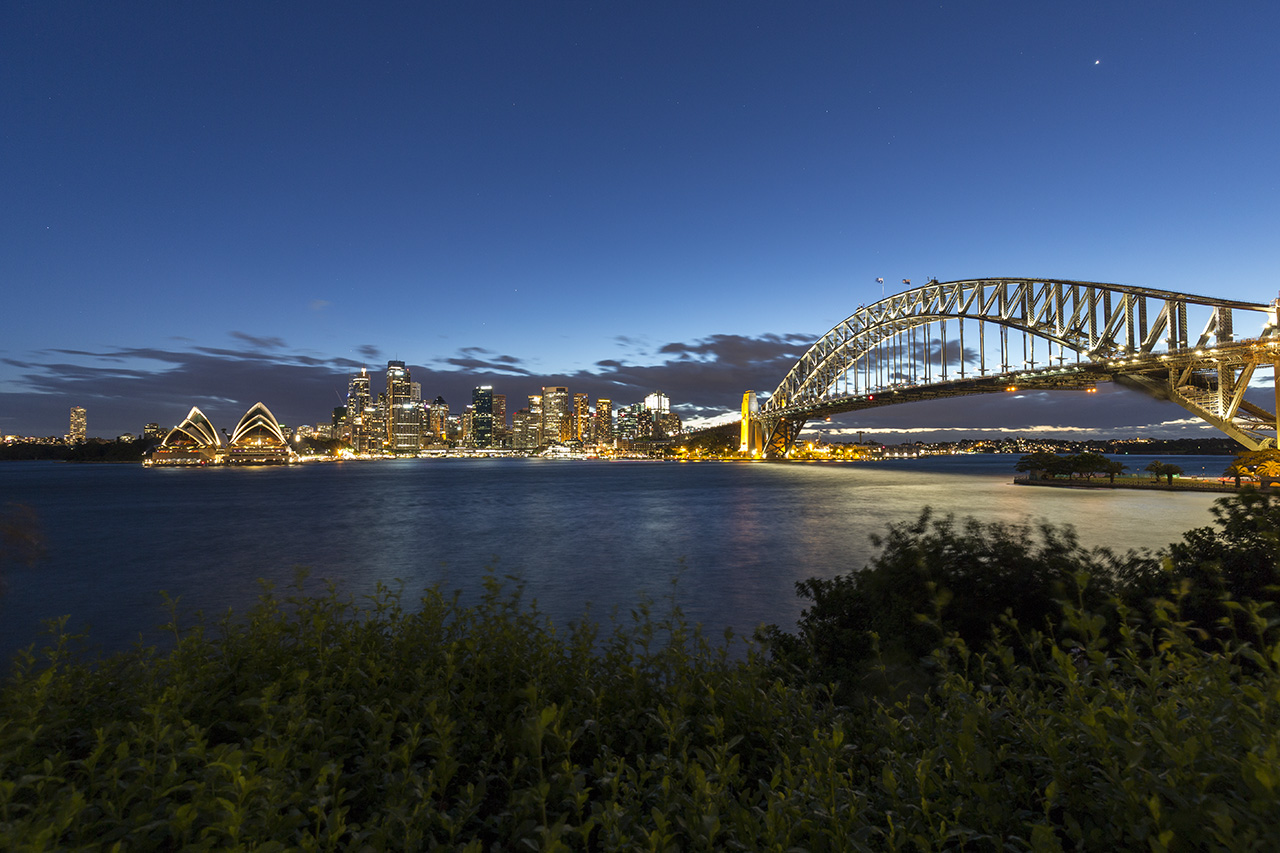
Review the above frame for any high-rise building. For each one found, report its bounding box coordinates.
[346,369,374,452]
[472,386,494,448]
[644,391,670,414]
[572,392,590,442]
[513,408,537,449]
[69,406,86,444]
[492,393,507,446]
[527,394,543,448]
[142,422,164,441]
[386,361,419,454]
[595,398,613,447]
[427,396,449,442]
[542,386,570,444]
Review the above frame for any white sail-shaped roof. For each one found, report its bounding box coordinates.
[228,402,288,447]
[161,406,223,448]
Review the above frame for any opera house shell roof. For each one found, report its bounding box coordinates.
[224,402,293,465]
[145,403,296,466]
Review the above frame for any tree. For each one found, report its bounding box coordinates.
[1069,452,1111,480]
[1015,451,1063,479]
[1145,460,1183,485]
[1102,458,1127,484]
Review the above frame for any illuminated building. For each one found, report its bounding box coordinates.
[513,408,537,449]
[594,398,613,447]
[386,360,419,454]
[347,369,374,453]
[142,422,164,441]
[427,396,449,442]
[148,406,223,465]
[527,394,543,447]
[225,402,294,465]
[472,385,494,447]
[69,406,86,444]
[542,386,570,444]
[573,392,590,442]
[492,393,507,446]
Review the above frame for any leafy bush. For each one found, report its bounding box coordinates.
[758,510,1141,703]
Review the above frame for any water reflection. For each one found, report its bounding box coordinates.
[0,456,1229,658]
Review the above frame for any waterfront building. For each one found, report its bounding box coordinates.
[386,361,419,454]
[493,393,508,446]
[543,386,570,444]
[472,385,494,448]
[347,369,375,453]
[527,394,544,448]
[142,422,164,441]
[224,402,294,464]
[595,398,613,447]
[69,406,86,444]
[149,406,223,465]
[573,392,590,443]
[616,402,643,442]
[512,408,537,450]
[427,396,449,442]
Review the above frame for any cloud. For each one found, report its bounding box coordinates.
[230,332,287,350]
[356,344,381,360]
[310,300,331,311]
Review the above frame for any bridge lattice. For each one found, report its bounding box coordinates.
[746,278,1280,457]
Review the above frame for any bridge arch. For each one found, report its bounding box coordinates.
[752,278,1280,456]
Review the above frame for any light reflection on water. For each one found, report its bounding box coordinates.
[0,455,1229,658]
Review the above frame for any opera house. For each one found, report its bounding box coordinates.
[146,402,296,466]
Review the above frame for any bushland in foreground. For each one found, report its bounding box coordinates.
[1,495,1279,850]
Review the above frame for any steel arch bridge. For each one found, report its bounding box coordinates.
[744,278,1280,458]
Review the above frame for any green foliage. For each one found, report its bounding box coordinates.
[4,574,1279,849]
[759,510,1135,703]
[1145,459,1184,484]
[1015,451,1125,481]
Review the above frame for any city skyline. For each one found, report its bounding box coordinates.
[4,2,1278,439]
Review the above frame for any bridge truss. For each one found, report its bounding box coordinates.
[751,278,1280,457]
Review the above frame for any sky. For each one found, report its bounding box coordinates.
[3,1,1278,441]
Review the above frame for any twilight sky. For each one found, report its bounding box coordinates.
[3,1,1278,440]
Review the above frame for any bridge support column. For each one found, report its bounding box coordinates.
[740,391,762,456]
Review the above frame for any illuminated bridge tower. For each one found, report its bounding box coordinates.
[739,391,761,455]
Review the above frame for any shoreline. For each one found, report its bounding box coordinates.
[1013,475,1254,494]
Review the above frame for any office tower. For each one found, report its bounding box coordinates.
[472,386,494,448]
[572,392,590,442]
[386,361,419,453]
[428,396,449,440]
[492,393,507,445]
[595,398,613,446]
[542,386,570,444]
[644,391,670,414]
[528,394,543,447]
[142,422,164,441]
[347,368,373,452]
[69,406,86,443]
[410,381,422,402]
[513,408,536,449]
[616,402,643,441]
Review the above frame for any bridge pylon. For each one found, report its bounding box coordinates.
[739,391,763,456]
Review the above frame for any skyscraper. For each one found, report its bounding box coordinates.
[347,369,374,453]
[386,361,419,454]
[573,392,590,443]
[528,394,543,448]
[69,406,86,443]
[542,386,570,444]
[472,385,494,448]
[595,398,613,447]
[492,393,507,446]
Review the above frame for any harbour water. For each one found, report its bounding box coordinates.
[0,454,1236,661]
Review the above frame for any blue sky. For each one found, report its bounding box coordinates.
[3,1,1278,439]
